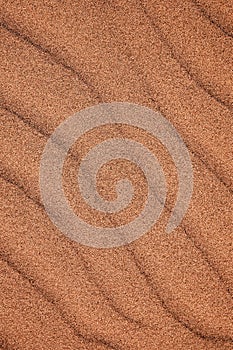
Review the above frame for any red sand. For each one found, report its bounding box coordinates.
[0,1,233,349]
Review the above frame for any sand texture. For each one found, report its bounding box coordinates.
[0,0,233,349]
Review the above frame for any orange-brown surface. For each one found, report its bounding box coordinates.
[0,0,233,349]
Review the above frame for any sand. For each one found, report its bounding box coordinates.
[0,0,233,349]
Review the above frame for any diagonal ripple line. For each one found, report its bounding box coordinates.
[39,102,193,248]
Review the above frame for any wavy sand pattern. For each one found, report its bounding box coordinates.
[0,1,233,349]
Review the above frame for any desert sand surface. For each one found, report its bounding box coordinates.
[0,1,233,349]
